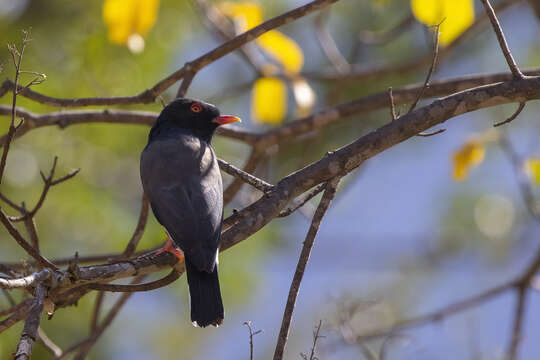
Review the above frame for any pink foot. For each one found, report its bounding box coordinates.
[156,236,184,261]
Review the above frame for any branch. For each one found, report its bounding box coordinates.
[301,320,324,360]
[0,301,32,334]
[14,284,46,360]
[61,276,145,360]
[223,149,265,204]
[480,0,524,79]
[273,177,340,360]
[218,158,273,193]
[220,75,540,254]
[0,299,32,318]
[314,11,350,73]
[308,0,519,82]
[0,209,58,270]
[278,184,326,218]
[0,30,30,185]
[0,0,339,107]
[0,106,259,146]
[243,321,262,360]
[86,269,180,293]
[354,281,513,341]
[37,327,63,358]
[0,269,51,289]
[3,69,540,152]
[122,194,150,258]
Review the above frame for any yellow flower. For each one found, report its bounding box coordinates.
[220,2,314,124]
[411,0,475,46]
[524,157,540,185]
[452,140,486,181]
[251,77,287,124]
[103,0,159,53]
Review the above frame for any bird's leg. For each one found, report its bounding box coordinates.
[156,236,184,261]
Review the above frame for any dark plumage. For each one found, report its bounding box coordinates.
[140,98,240,327]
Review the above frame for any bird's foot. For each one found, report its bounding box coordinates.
[156,236,184,262]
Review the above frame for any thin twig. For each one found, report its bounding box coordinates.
[122,194,150,257]
[0,30,30,185]
[355,281,514,341]
[508,286,527,360]
[0,209,58,270]
[37,327,63,358]
[494,102,525,127]
[0,301,32,334]
[223,149,266,204]
[357,14,415,46]
[479,0,524,79]
[499,135,539,220]
[408,24,441,113]
[244,321,262,360]
[314,11,350,73]
[387,87,397,121]
[176,65,196,98]
[9,157,79,223]
[85,270,180,292]
[218,158,273,193]
[301,320,324,360]
[279,184,326,217]
[90,292,104,333]
[407,23,446,137]
[273,177,340,360]
[63,275,146,360]
[0,299,32,318]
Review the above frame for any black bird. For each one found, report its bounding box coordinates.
[140,98,240,327]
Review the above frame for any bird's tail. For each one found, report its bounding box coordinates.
[185,256,224,327]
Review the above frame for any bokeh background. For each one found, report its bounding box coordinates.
[1,0,540,359]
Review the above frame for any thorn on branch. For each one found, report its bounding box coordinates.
[417,128,446,137]
[494,102,525,127]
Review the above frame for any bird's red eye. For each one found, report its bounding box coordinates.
[190,104,202,113]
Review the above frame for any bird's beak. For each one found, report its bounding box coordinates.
[212,115,242,125]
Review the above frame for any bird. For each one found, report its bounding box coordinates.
[140,98,241,327]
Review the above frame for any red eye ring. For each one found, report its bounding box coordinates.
[190,103,202,113]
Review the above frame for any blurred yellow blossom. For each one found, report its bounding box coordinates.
[524,157,540,185]
[220,1,313,124]
[411,0,474,46]
[251,77,287,124]
[452,130,499,181]
[453,140,485,181]
[103,0,159,53]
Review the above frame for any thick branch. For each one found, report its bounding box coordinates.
[14,284,46,360]
[0,269,51,289]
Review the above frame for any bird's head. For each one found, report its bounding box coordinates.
[152,98,241,142]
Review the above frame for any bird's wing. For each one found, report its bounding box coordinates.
[141,135,223,272]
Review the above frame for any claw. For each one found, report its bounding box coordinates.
[156,236,184,262]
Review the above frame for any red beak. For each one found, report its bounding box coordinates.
[212,115,242,125]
